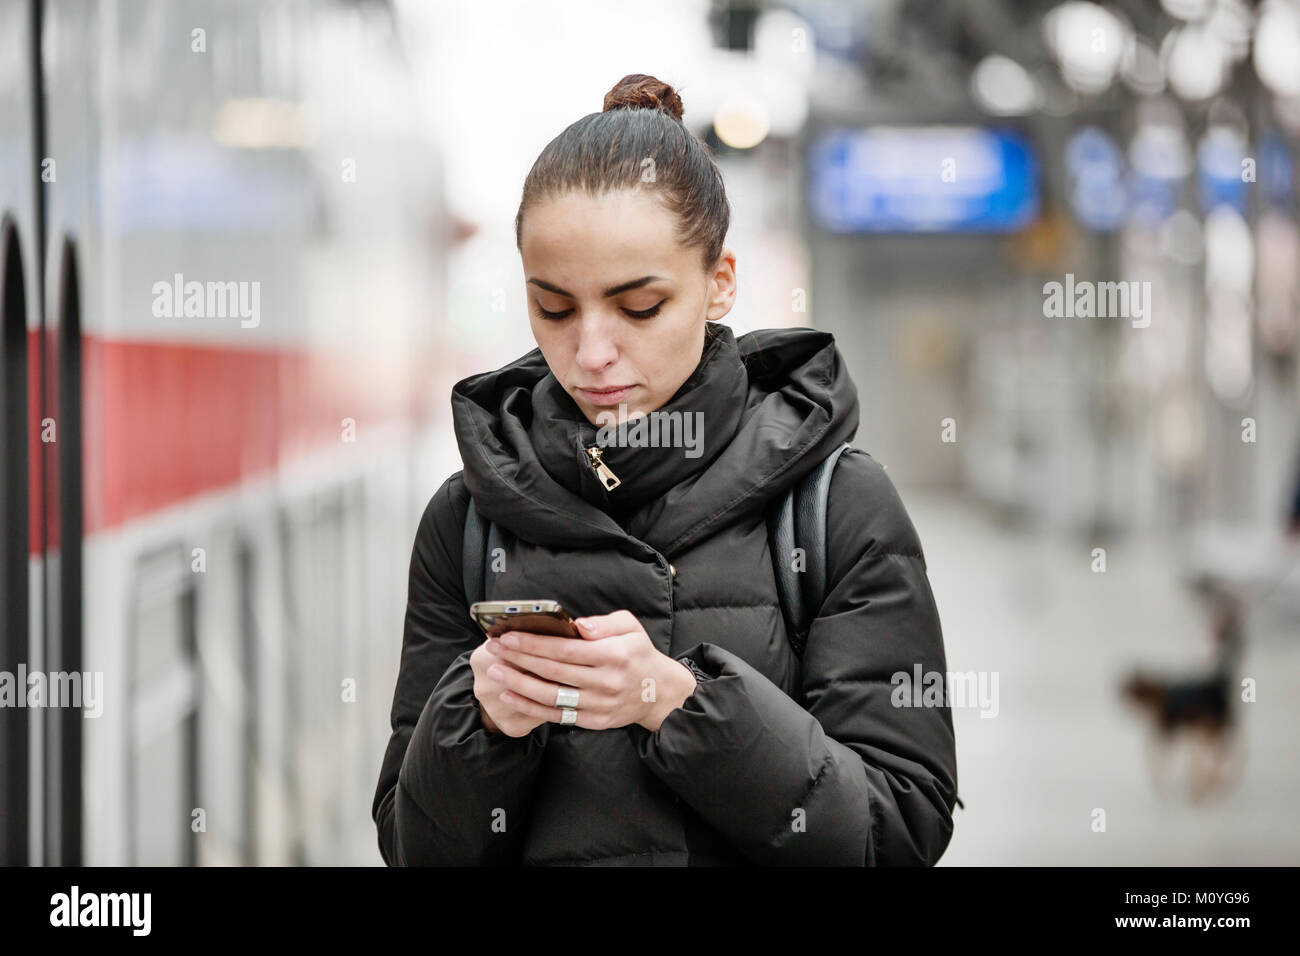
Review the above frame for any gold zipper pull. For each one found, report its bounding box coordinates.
[585,445,622,490]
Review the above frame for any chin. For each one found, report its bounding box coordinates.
[583,401,645,426]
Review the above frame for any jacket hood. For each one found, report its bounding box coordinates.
[450,321,859,555]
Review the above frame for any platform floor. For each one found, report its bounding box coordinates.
[910,490,1300,865]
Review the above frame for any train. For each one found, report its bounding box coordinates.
[0,0,459,865]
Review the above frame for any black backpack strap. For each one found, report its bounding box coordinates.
[766,487,803,655]
[463,499,487,607]
[768,441,852,658]
[794,441,851,648]
[462,497,502,608]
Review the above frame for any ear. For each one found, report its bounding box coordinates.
[705,248,737,321]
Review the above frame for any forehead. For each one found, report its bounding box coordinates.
[521,189,689,284]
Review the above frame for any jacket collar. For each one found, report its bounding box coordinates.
[527,321,745,532]
[451,321,859,555]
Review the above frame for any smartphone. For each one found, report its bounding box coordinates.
[470,600,581,639]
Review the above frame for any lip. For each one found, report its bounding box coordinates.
[576,385,636,405]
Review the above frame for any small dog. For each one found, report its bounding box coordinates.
[1121,586,1243,802]
[1121,671,1231,735]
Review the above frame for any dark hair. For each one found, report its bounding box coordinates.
[514,73,731,273]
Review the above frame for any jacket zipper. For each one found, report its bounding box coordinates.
[583,445,674,577]
[585,445,622,490]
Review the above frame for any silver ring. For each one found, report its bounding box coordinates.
[559,707,578,725]
[555,687,580,709]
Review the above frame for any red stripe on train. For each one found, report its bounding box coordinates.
[27,329,436,555]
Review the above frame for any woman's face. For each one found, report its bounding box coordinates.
[519,188,736,426]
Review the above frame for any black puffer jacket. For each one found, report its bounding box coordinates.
[372,321,958,865]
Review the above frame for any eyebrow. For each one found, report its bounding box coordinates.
[527,275,666,299]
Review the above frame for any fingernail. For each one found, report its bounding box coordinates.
[501,633,519,648]
[488,665,504,680]
[485,640,500,655]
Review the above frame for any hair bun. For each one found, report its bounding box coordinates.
[602,74,684,122]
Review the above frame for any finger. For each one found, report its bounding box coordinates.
[496,688,565,725]
[487,660,560,708]
[494,645,604,689]
[573,609,640,641]
[476,658,534,700]
[500,630,603,664]
[488,661,613,711]
[497,688,607,731]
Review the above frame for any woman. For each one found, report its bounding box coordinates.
[372,74,958,866]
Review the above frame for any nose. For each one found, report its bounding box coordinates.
[574,313,618,374]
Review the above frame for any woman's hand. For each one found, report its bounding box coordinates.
[485,609,698,732]
[469,640,550,738]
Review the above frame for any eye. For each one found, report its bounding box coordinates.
[623,300,666,320]
[533,299,667,320]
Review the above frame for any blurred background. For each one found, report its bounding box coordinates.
[1,0,1298,865]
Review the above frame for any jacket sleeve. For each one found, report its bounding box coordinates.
[371,473,552,865]
[632,449,959,865]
